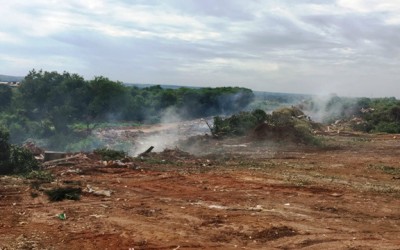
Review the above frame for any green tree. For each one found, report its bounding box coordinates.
[0,127,11,167]
[0,85,12,111]
[87,76,128,121]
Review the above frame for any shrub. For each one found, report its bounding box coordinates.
[213,109,267,136]
[0,127,39,175]
[26,170,54,182]
[45,187,82,201]
[93,148,127,161]
[8,145,39,174]
[373,122,400,133]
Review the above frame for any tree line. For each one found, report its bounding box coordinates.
[0,70,254,144]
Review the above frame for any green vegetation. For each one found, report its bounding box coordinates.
[357,97,400,133]
[0,127,39,175]
[94,148,127,161]
[28,170,55,193]
[0,69,254,150]
[0,85,12,111]
[302,95,400,133]
[213,107,319,144]
[26,170,55,182]
[213,109,267,136]
[2,68,399,155]
[369,164,400,176]
[45,187,82,201]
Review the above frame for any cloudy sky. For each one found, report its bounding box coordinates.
[1,0,400,97]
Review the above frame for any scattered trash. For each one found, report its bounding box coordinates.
[222,144,248,148]
[89,214,105,218]
[57,213,67,220]
[208,204,228,210]
[104,160,133,168]
[85,185,112,197]
[65,169,82,174]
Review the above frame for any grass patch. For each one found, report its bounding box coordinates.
[368,164,400,175]
[71,122,141,131]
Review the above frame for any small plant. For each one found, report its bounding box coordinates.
[369,164,400,175]
[94,148,127,161]
[26,170,54,182]
[0,127,39,175]
[27,170,54,191]
[45,187,82,201]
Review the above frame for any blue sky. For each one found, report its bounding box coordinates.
[1,0,400,97]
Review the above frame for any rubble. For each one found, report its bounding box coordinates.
[22,141,44,156]
[42,153,90,168]
[84,185,112,197]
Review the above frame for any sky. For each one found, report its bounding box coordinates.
[1,0,400,97]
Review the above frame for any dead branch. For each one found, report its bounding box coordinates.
[138,146,154,157]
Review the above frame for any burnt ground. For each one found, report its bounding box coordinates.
[1,132,400,249]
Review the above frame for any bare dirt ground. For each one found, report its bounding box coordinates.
[1,131,400,249]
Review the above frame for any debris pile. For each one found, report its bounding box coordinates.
[253,107,321,144]
[322,117,368,135]
[23,141,44,156]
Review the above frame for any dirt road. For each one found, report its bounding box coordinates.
[1,133,399,249]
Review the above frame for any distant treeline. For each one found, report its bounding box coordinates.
[0,70,254,144]
[0,74,23,82]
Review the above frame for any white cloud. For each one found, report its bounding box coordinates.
[0,0,400,97]
[337,0,400,13]
[178,57,280,75]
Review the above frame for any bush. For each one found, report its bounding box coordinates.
[26,170,54,182]
[213,109,267,136]
[8,145,39,174]
[93,148,127,161]
[373,122,400,133]
[268,107,318,144]
[45,187,81,201]
[0,127,39,175]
